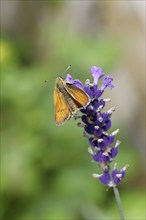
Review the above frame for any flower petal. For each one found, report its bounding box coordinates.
[111,147,118,158]
[98,171,111,185]
[90,66,104,85]
[92,151,103,162]
[100,76,114,92]
[112,169,125,185]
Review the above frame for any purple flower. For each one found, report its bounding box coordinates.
[67,65,128,187]
[93,165,129,187]
[112,169,125,185]
[100,76,114,91]
[97,170,111,185]
[90,66,104,85]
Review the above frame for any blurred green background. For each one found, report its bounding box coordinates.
[1,1,145,220]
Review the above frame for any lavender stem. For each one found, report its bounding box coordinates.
[113,186,125,220]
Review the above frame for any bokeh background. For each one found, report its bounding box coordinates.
[1,1,145,219]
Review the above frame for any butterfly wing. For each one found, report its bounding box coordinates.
[65,83,90,108]
[54,86,71,125]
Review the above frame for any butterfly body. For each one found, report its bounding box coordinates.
[54,76,90,126]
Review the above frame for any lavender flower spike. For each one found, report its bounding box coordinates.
[66,66,129,188]
[64,65,129,220]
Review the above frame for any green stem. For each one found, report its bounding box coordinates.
[113,186,125,220]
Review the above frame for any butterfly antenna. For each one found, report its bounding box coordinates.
[45,65,71,83]
[63,64,71,75]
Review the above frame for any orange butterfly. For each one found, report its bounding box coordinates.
[54,76,90,126]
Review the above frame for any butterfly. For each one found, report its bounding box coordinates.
[54,76,90,125]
